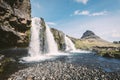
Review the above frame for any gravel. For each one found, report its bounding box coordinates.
[8,61,120,80]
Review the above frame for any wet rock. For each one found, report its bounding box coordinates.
[8,61,120,80]
[26,75,34,80]
[51,28,66,51]
[0,0,31,49]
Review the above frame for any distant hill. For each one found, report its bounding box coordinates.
[81,30,100,39]
[71,30,120,50]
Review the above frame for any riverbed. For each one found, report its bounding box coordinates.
[0,49,120,80]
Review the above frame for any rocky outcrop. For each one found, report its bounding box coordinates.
[51,28,66,51]
[0,0,31,49]
[39,18,46,52]
[81,30,100,39]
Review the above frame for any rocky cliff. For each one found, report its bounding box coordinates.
[0,0,31,49]
[39,18,46,52]
[51,28,66,51]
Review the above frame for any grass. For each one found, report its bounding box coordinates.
[98,50,120,58]
[74,38,120,58]
[75,38,120,50]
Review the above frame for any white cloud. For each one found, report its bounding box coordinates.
[75,0,88,4]
[73,10,108,16]
[91,11,107,16]
[46,22,57,26]
[74,10,90,15]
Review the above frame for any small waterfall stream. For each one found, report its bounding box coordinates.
[45,24,58,53]
[65,35,76,51]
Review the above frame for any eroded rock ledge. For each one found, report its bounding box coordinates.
[0,0,31,49]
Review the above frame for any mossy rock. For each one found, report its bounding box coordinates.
[0,56,12,74]
[98,50,120,58]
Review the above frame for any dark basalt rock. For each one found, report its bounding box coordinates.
[0,0,31,49]
[81,30,100,39]
[39,18,46,52]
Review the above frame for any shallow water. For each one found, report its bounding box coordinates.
[22,51,120,72]
[0,49,120,79]
[19,51,120,72]
[65,52,120,72]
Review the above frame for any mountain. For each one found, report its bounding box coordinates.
[0,0,31,49]
[81,30,100,39]
[73,30,119,50]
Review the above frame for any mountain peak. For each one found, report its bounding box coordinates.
[81,30,100,39]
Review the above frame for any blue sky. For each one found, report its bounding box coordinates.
[31,0,120,42]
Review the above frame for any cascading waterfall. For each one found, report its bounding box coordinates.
[22,17,59,62]
[65,35,76,51]
[45,24,58,53]
[22,17,45,62]
[28,17,41,57]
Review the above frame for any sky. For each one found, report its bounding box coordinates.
[31,0,120,42]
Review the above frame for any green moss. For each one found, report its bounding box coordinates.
[97,50,120,58]
[0,58,11,73]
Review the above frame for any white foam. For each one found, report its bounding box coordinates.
[45,24,58,53]
[65,35,76,51]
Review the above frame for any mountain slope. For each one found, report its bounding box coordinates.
[81,30,100,39]
[73,30,120,50]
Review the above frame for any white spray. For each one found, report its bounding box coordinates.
[65,35,76,51]
[45,24,58,53]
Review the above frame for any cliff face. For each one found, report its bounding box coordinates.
[39,18,46,52]
[51,28,66,51]
[0,0,31,49]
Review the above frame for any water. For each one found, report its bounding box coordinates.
[22,17,59,62]
[21,18,43,62]
[20,17,120,72]
[45,24,58,53]
[65,52,120,72]
[65,35,76,51]
[28,17,41,57]
[1,49,120,80]
[22,50,120,72]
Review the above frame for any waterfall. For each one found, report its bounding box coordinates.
[65,35,76,51]
[21,17,43,62]
[45,24,58,53]
[28,17,41,56]
[22,17,60,62]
